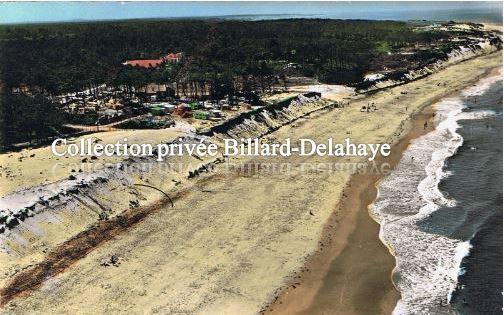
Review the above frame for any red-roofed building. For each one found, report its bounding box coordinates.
[122,59,164,69]
[163,52,184,63]
[123,52,184,69]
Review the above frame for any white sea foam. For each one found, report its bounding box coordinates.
[458,109,498,120]
[461,72,503,97]
[373,75,502,314]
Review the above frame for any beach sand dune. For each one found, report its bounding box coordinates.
[0,51,501,314]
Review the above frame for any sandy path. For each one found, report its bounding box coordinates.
[0,52,501,314]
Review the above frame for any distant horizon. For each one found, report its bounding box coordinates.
[0,1,502,25]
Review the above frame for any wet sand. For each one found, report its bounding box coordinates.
[267,106,435,315]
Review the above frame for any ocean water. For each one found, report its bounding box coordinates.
[223,9,503,24]
[446,79,503,315]
[371,74,502,314]
[1,2,502,25]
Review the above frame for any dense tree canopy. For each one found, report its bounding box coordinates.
[0,19,446,95]
[0,18,453,149]
[0,93,67,146]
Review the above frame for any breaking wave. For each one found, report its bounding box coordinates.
[370,74,502,314]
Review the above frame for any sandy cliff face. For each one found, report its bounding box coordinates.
[362,32,502,93]
[0,92,339,296]
[0,93,331,239]
[202,93,332,140]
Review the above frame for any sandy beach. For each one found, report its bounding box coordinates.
[0,50,501,315]
[266,104,437,315]
[267,58,503,314]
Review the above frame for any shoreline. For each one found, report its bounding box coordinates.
[265,102,436,315]
[265,63,502,314]
[374,66,503,313]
